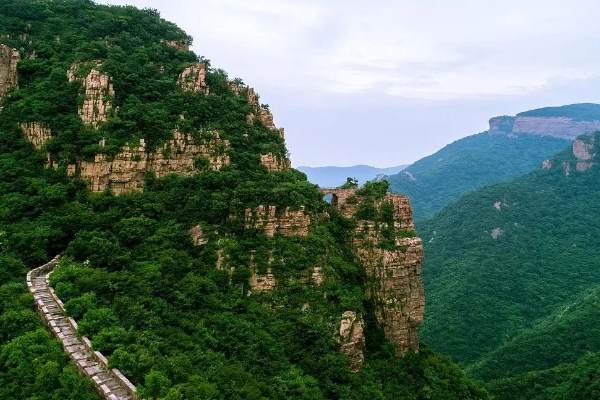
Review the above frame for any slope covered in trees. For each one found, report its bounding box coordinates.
[385,131,570,220]
[0,1,487,398]
[417,133,600,397]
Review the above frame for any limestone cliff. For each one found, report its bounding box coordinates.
[0,44,20,107]
[321,188,425,356]
[19,122,51,149]
[489,115,600,139]
[545,136,597,175]
[78,129,230,194]
[337,311,366,373]
[67,62,115,128]
[244,205,310,237]
[178,62,208,94]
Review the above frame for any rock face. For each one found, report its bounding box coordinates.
[0,44,20,107]
[164,38,189,51]
[245,205,310,237]
[230,82,286,139]
[260,153,291,172]
[79,129,230,194]
[19,122,52,149]
[489,115,600,139]
[321,188,425,356]
[178,62,208,94]
[337,311,366,373]
[67,63,114,128]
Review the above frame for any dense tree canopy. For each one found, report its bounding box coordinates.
[0,1,487,399]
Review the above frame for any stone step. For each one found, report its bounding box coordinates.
[28,261,141,400]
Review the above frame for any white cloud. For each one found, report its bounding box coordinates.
[98,0,600,100]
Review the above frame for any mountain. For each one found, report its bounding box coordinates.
[417,133,600,397]
[297,165,408,187]
[0,1,487,399]
[386,103,600,220]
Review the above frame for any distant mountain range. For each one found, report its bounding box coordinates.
[385,103,600,220]
[296,164,408,187]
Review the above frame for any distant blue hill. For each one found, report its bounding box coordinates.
[297,164,408,188]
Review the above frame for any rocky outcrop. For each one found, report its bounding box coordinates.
[547,137,597,175]
[164,38,189,51]
[19,122,52,149]
[322,188,425,357]
[245,205,310,237]
[78,129,230,194]
[0,44,20,107]
[67,63,114,128]
[488,116,516,134]
[27,257,139,400]
[489,115,600,139]
[230,82,285,138]
[260,153,291,172]
[249,265,276,292]
[189,225,208,246]
[178,62,208,94]
[337,311,365,373]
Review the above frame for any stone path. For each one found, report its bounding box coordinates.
[27,256,139,400]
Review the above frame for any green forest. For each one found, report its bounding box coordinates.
[418,133,600,399]
[386,131,570,220]
[517,103,600,120]
[0,1,487,399]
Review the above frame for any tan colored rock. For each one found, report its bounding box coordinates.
[245,205,310,237]
[312,267,324,286]
[573,138,595,160]
[563,161,571,177]
[261,153,290,172]
[178,63,208,93]
[576,162,594,171]
[249,266,276,292]
[68,63,114,128]
[78,129,230,194]
[164,39,189,51]
[542,159,552,169]
[491,227,503,239]
[321,188,424,356]
[189,225,208,246]
[0,44,20,107]
[20,122,52,149]
[337,311,366,372]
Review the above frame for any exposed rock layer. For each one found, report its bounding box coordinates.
[489,115,600,139]
[68,63,115,128]
[321,188,425,356]
[0,44,20,107]
[79,129,230,194]
[244,205,310,237]
[19,122,52,149]
[337,311,366,373]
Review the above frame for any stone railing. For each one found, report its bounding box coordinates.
[27,256,140,400]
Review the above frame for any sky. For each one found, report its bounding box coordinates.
[99,0,600,167]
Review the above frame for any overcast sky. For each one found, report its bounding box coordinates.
[99,0,600,167]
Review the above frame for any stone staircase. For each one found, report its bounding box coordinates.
[27,256,140,400]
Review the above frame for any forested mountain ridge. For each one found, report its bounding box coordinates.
[386,103,600,220]
[0,1,487,399]
[418,132,600,399]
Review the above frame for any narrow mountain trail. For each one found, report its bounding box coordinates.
[27,256,140,400]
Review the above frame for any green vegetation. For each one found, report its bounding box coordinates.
[0,1,487,398]
[386,131,571,220]
[418,133,600,397]
[517,103,600,120]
